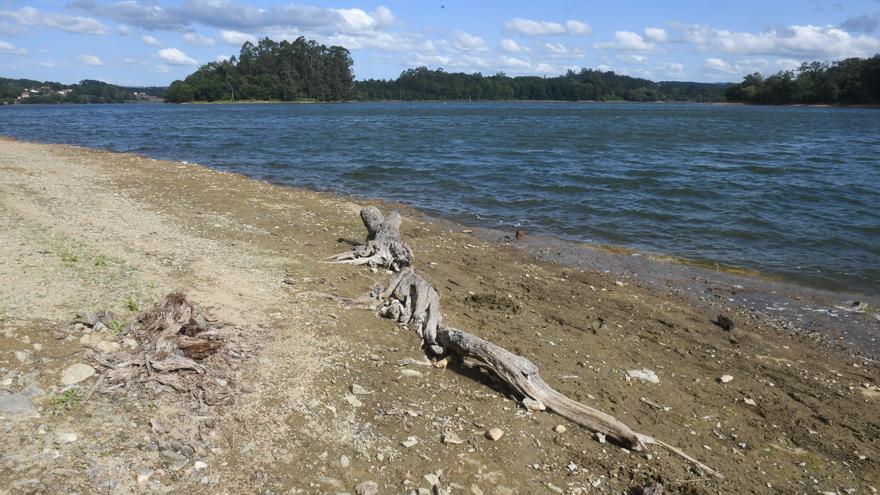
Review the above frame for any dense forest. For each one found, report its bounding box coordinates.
[0,77,164,104]
[355,67,729,102]
[164,36,727,103]
[164,37,354,103]
[725,55,880,104]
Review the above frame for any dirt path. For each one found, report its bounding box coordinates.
[1,138,877,494]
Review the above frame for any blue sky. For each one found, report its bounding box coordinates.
[1,0,879,86]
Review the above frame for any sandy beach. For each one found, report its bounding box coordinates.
[1,137,878,494]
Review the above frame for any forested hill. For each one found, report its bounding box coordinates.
[1,77,165,104]
[164,36,728,103]
[355,67,729,102]
[164,37,354,103]
[725,55,880,105]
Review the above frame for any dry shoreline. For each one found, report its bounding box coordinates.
[1,137,878,494]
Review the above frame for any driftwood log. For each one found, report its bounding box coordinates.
[335,208,722,478]
[328,206,414,271]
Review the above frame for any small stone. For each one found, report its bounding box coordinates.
[554,425,567,433]
[442,432,464,445]
[596,432,607,444]
[400,369,423,378]
[344,395,363,408]
[340,455,350,467]
[79,333,102,348]
[401,436,419,448]
[350,384,368,395]
[61,363,95,385]
[54,432,78,444]
[123,338,137,349]
[136,468,153,487]
[567,462,577,472]
[433,358,448,369]
[0,392,39,419]
[424,473,440,486]
[93,321,109,332]
[625,369,660,384]
[14,350,30,363]
[615,281,625,287]
[743,398,757,406]
[193,461,208,471]
[96,341,121,354]
[719,375,734,383]
[484,428,504,441]
[522,397,545,411]
[469,485,484,495]
[355,480,379,495]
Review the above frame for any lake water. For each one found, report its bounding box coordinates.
[1,102,878,295]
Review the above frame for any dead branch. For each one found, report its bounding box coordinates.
[328,206,414,271]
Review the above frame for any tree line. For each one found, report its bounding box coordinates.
[1,77,164,104]
[163,37,354,103]
[725,55,880,105]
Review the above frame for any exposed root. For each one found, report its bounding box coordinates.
[328,206,413,271]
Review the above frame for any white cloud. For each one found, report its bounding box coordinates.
[183,32,215,46]
[0,40,26,55]
[619,54,649,64]
[157,47,197,66]
[331,6,395,31]
[565,20,592,35]
[117,24,129,35]
[215,54,232,62]
[644,27,668,42]
[499,38,526,53]
[451,30,488,52]
[594,31,656,51]
[505,17,591,36]
[0,6,108,34]
[679,23,880,59]
[543,42,569,55]
[141,34,160,46]
[78,54,103,66]
[220,30,256,45]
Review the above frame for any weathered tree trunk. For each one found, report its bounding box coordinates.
[332,208,722,478]
[328,206,413,271]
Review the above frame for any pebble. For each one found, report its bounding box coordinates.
[554,425,567,433]
[54,432,78,444]
[61,363,95,385]
[596,432,607,444]
[401,436,419,448]
[400,369,423,378]
[123,338,138,349]
[522,397,545,411]
[14,350,30,363]
[743,398,757,406]
[344,395,363,408]
[355,480,379,495]
[340,455,350,467]
[96,340,121,354]
[442,432,464,445]
[0,392,39,419]
[484,428,504,441]
[350,384,368,395]
[625,369,660,384]
[719,375,734,383]
[193,461,208,471]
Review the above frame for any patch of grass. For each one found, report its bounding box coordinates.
[51,387,81,414]
[108,319,125,335]
[94,255,108,267]
[60,250,79,264]
[124,297,140,312]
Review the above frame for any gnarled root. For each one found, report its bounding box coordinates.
[328,206,414,271]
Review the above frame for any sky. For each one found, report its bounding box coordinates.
[1,0,879,87]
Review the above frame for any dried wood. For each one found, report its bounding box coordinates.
[328,206,414,271]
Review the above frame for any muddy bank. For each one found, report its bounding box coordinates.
[1,137,878,494]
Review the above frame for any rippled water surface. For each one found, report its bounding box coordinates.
[2,102,878,294]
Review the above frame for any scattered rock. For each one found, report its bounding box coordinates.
[0,392,39,419]
[79,333,103,348]
[96,340,121,354]
[400,369,423,378]
[350,384,368,395]
[625,369,660,384]
[596,432,607,444]
[344,395,363,408]
[13,350,30,363]
[355,480,379,495]
[635,481,664,495]
[433,357,448,369]
[522,397,545,411]
[340,455,351,468]
[193,461,208,471]
[61,363,95,385]
[554,425,567,433]
[714,314,734,331]
[54,432,78,444]
[743,398,757,406]
[484,428,504,441]
[442,432,464,445]
[515,229,525,240]
[719,374,734,383]
[401,436,419,448]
